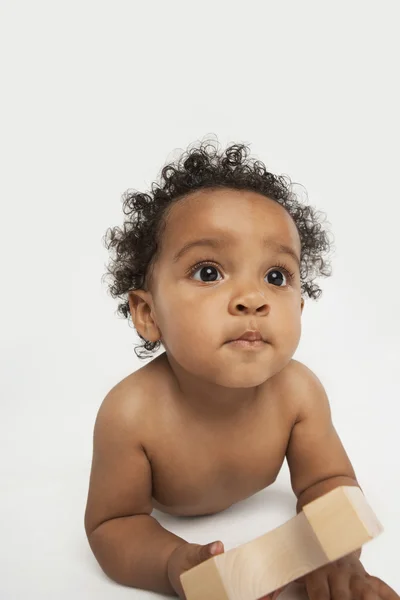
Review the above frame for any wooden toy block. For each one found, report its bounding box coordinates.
[180,486,383,600]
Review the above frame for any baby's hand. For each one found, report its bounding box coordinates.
[167,539,225,599]
[296,554,399,599]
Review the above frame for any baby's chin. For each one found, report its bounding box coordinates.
[212,370,271,389]
[204,357,276,388]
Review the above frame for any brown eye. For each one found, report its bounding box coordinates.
[191,264,221,282]
[266,269,287,287]
[188,260,294,286]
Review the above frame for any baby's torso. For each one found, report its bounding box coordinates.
[124,353,297,517]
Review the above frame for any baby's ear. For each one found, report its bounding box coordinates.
[127,290,138,318]
[128,290,159,341]
[300,297,305,313]
[128,290,150,324]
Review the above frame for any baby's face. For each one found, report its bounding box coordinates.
[147,187,304,387]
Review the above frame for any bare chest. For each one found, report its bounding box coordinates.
[141,380,292,517]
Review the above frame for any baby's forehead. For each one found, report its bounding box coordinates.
[166,189,293,230]
[162,191,300,253]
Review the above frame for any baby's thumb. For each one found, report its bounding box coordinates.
[198,540,225,563]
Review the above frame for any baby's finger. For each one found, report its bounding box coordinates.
[271,586,287,599]
[367,575,400,599]
[258,586,285,600]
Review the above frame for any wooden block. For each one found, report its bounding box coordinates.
[180,486,383,600]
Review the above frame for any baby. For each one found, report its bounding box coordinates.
[84,140,398,599]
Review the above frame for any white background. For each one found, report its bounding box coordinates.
[0,1,399,598]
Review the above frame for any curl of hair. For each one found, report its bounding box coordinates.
[103,136,334,360]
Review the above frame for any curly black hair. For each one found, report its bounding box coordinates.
[103,137,334,360]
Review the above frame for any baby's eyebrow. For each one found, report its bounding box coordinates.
[172,235,300,268]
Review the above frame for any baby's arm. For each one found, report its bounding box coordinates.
[284,362,400,598]
[84,389,187,593]
[285,361,361,550]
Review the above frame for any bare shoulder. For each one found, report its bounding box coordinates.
[270,358,327,419]
[96,355,166,435]
[278,358,323,388]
